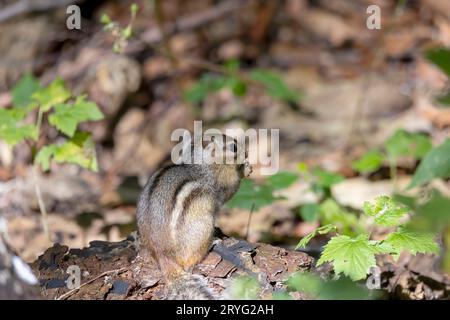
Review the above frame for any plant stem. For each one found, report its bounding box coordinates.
[32,164,51,242]
[245,203,256,241]
[389,155,398,191]
[33,106,51,242]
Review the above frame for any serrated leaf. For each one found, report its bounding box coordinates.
[34,132,99,172]
[35,145,57,171]
[0,108,36,145]
[32,78,71,112]
[250,69,300,103]
[385,227,439,257]
[386,129,432,160]
[425,47,450,78]
[296,224,336,249]
[363,196,409,226]
[352,150,384,173]
[317,234,376,281]
[266,171,298,190]
[226,179,281,211]
[11,73,41,108]
[409,139,450,188]
[370,240,395,254]
[49,95,104,137]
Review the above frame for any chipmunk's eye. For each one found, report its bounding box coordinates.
[228,142,237,153]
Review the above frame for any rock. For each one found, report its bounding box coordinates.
[30,234,313,300]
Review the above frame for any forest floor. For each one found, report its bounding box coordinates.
[0,0,450,299]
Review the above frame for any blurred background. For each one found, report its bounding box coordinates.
[0,0,449,299]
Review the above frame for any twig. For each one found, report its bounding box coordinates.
[57,267,128,300]
[32,164,51,242]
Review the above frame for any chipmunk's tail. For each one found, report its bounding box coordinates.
[165,271,217,300]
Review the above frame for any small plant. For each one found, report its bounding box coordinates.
[184,60,301,106]
[284,272,376,300]
[101,3,139,53]
[226,171,298,211]
[298,195,438,281]
[352,129,432,183]
[0,74,104,240]
[226,133,450,287]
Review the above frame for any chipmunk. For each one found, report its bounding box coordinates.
[136,133,251,300]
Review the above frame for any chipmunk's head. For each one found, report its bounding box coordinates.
[202,133,252,178]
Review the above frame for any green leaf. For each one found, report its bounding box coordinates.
[32,78,71,112]
[352,150,384,173]
[11,73,41,108]
[409,139,450,188]
[0,108,36,145]
[229,78,247,96]
[286,272,374,300]
[100,13,112,25]
[296,224,336,249]
[319,199,360,235]
[229,276,260,300]
[312,168,344,188]
[415,191,450,232]
[226,179,281,211]
[122,25,132,39]
[0,124,36,146]
[224,59,240,72]
[130,3,138,19]
[425,47,450,78]
[317,234,377,281]
[393,193,417,210]
[48,95,104,137]
[266,171,298,190]
[385,227,439,257]
[35,145,57,171]
[300,203,319,222]
[436,92,450,106]
[272,291,293,300]
[250,69,300,103]
[370,240,395,254]
[386,129,432,160]
[363,196,409,227]
[184,74,227,104]
[34,132,99,172]
[297,162,308,173]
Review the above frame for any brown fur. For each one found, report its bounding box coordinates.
[136,134,249,300]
